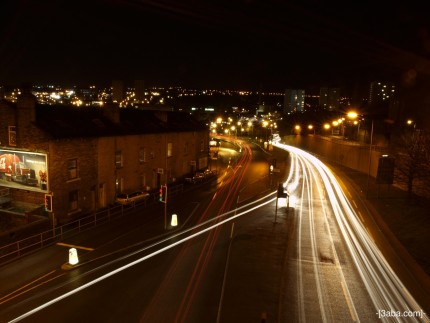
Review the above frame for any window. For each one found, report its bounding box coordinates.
[8,126,16,146]
[167,142,173,157]
[115,151,123,168]
[69,190,78,211]
[67,159,78,180]
[139,147,146,163]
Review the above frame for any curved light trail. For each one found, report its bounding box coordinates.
[8,139,275,323]
[275,142,429,322]
[7,140,429,322]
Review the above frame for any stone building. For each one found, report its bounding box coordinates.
[0,91,209,224]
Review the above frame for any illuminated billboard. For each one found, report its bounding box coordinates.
[0,149,48,192]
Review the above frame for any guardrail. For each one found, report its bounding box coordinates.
[0,183,186,266]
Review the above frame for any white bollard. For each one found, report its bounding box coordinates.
[171,214,178,227]
[69,248,79,265]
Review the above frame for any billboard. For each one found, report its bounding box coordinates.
[0,149,48,192]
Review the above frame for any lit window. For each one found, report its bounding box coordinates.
[115,151,123,168]
[67,159,78,180]
[139,148,146,163]
[8,126,16,146]
[167,143,173,157]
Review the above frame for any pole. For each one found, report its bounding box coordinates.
[274,196,278,224]
[366,119,374,198]
[164,200,167,230]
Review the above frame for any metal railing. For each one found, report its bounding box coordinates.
[0,184,186,265]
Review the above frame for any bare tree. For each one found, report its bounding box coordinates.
[393,130,430,201]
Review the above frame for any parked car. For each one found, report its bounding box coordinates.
[185,169,216,184]
[115,190,149,205]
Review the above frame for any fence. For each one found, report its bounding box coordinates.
[0,184,185,265]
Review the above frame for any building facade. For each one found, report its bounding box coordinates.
[283,89,305,114]
[0,92,209,224]
[319,87,340,110]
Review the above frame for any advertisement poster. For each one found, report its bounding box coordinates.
[0,149,48,192]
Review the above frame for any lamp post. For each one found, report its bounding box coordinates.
[365,119,374,198]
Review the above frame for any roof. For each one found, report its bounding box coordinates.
[34,104,207,139]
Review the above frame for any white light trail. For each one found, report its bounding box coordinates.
[274,142,429,323]
[9,193,276,323]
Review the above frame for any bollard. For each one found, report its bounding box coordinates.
[171,214,178,227]
[69,248,79,265]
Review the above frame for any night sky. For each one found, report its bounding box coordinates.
[2,0,430,90]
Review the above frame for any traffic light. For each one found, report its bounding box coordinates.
[159,185,167,203]
[277,183,288,198]
[44,194,53,212]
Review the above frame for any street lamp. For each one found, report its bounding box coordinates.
[347,111,358,119]
[346,110,359,140]
[365,118,374,198]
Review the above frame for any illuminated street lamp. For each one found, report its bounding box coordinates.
[406,119,416,131]
[231,125,237,137]
[347,110,360,140]
[347,111,358,119]
[365,118,375,198]
[247,121,253,136]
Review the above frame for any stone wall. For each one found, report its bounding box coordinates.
[281,135,388,178]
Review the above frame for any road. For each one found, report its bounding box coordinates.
[273,142,428,322]
[0,139,429,322]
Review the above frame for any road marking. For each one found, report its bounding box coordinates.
[56,242,94,251]
[341,280,357,322]
[0,270,65,305]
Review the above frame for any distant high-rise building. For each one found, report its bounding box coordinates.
[112,80,125,103]
[319,87,340,110]
[134,80,145,102]
[368,81,396,115]
[284,89,305,114]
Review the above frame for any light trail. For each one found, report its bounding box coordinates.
[8,192,276,323]
[274,142,429,322]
